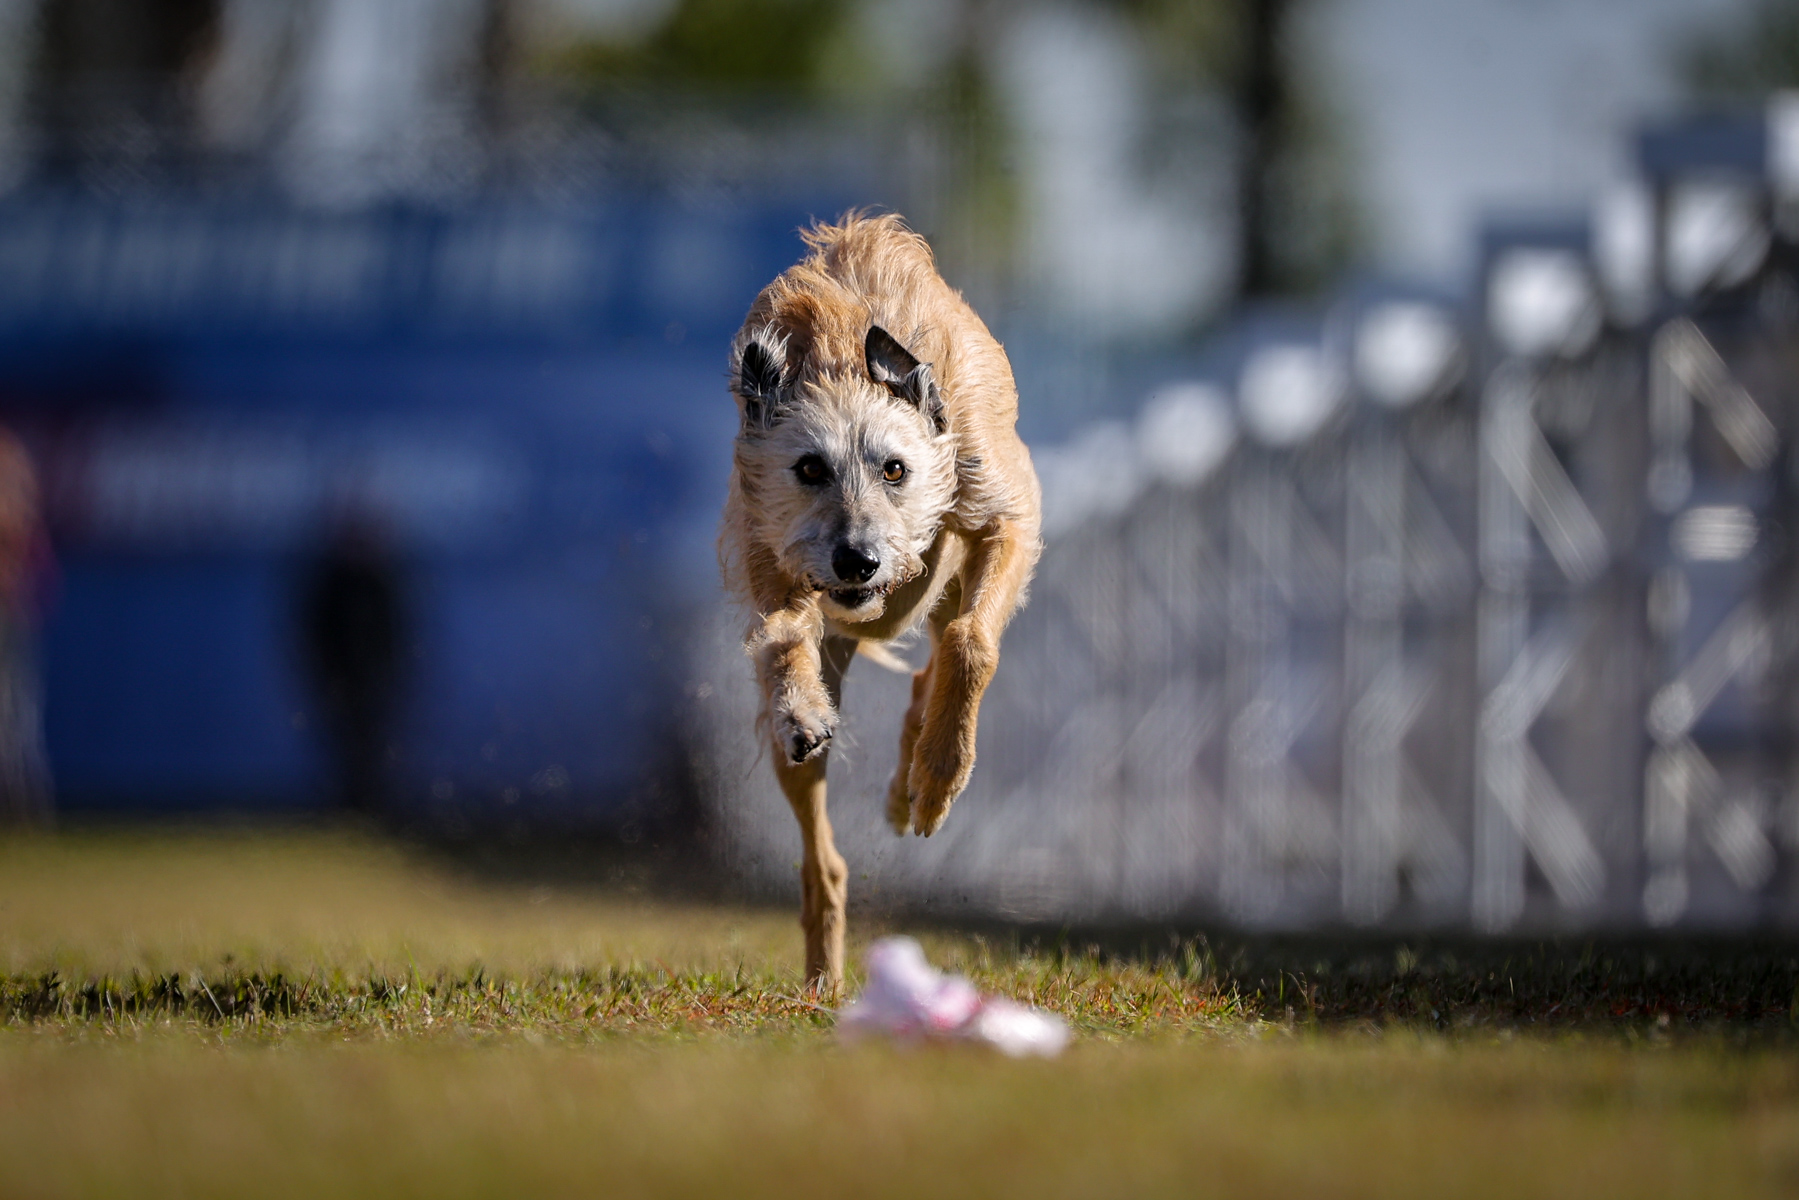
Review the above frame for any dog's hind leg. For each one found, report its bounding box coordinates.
[884,577,961,835]
[883,661,931,834]
[774,634,856,994]
[909,517,1036,836]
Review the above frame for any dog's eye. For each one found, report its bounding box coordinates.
[882,459,907,484]
[794,455,828,485]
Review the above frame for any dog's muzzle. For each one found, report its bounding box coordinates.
[831,543,881,585]
[826,584,884,613]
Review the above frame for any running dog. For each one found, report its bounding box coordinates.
[719,212,1042,992]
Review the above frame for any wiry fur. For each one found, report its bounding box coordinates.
[719,212,1042,992]
[729,348,958,621]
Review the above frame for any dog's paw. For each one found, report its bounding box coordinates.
[777,703,837,765]
[907,722,974,837]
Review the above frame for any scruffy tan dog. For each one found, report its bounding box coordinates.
[719,212,1042,992]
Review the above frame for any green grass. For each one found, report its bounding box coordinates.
[0,829,1240,1040]
[4,828,1799,1198]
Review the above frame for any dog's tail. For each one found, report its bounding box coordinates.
[855,640,913,674]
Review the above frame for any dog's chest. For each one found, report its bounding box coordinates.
[828,526,969,644]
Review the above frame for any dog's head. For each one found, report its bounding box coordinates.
[731,323,957,622]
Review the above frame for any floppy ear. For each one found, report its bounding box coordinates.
[865,325,946,433]
[734,335,786,426]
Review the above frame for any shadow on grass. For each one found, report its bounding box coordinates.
[0,965,837,1036]
[925,919,1799,1038]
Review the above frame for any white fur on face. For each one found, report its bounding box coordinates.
[736,377,957,621]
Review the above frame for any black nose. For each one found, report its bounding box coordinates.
[832,543,880,585]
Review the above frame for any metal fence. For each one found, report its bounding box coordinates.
[690,100,1799,933]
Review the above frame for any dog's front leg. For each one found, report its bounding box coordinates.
[748,597,838,765]
[908,517,1036,836]
[762,630,856,993]
[774,749,849,992]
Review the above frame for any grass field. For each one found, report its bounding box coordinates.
[4,828,1799,1198]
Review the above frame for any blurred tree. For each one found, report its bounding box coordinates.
[1125,0,1359,302]
[1232,0,1288,298]
[535,0,1021,302]
[536,0,1358,324]
[910,36,1020,312]
[1680,0,1799,100]
[31,0,219,157]
[544,0,858,97]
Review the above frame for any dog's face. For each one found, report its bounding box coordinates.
[732,325,958,622]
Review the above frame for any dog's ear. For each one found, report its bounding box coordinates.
[866,325,946,433]
[734,334,786,426]
[865,324,919,384]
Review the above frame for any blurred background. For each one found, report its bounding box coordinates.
[3,0,1799,933]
